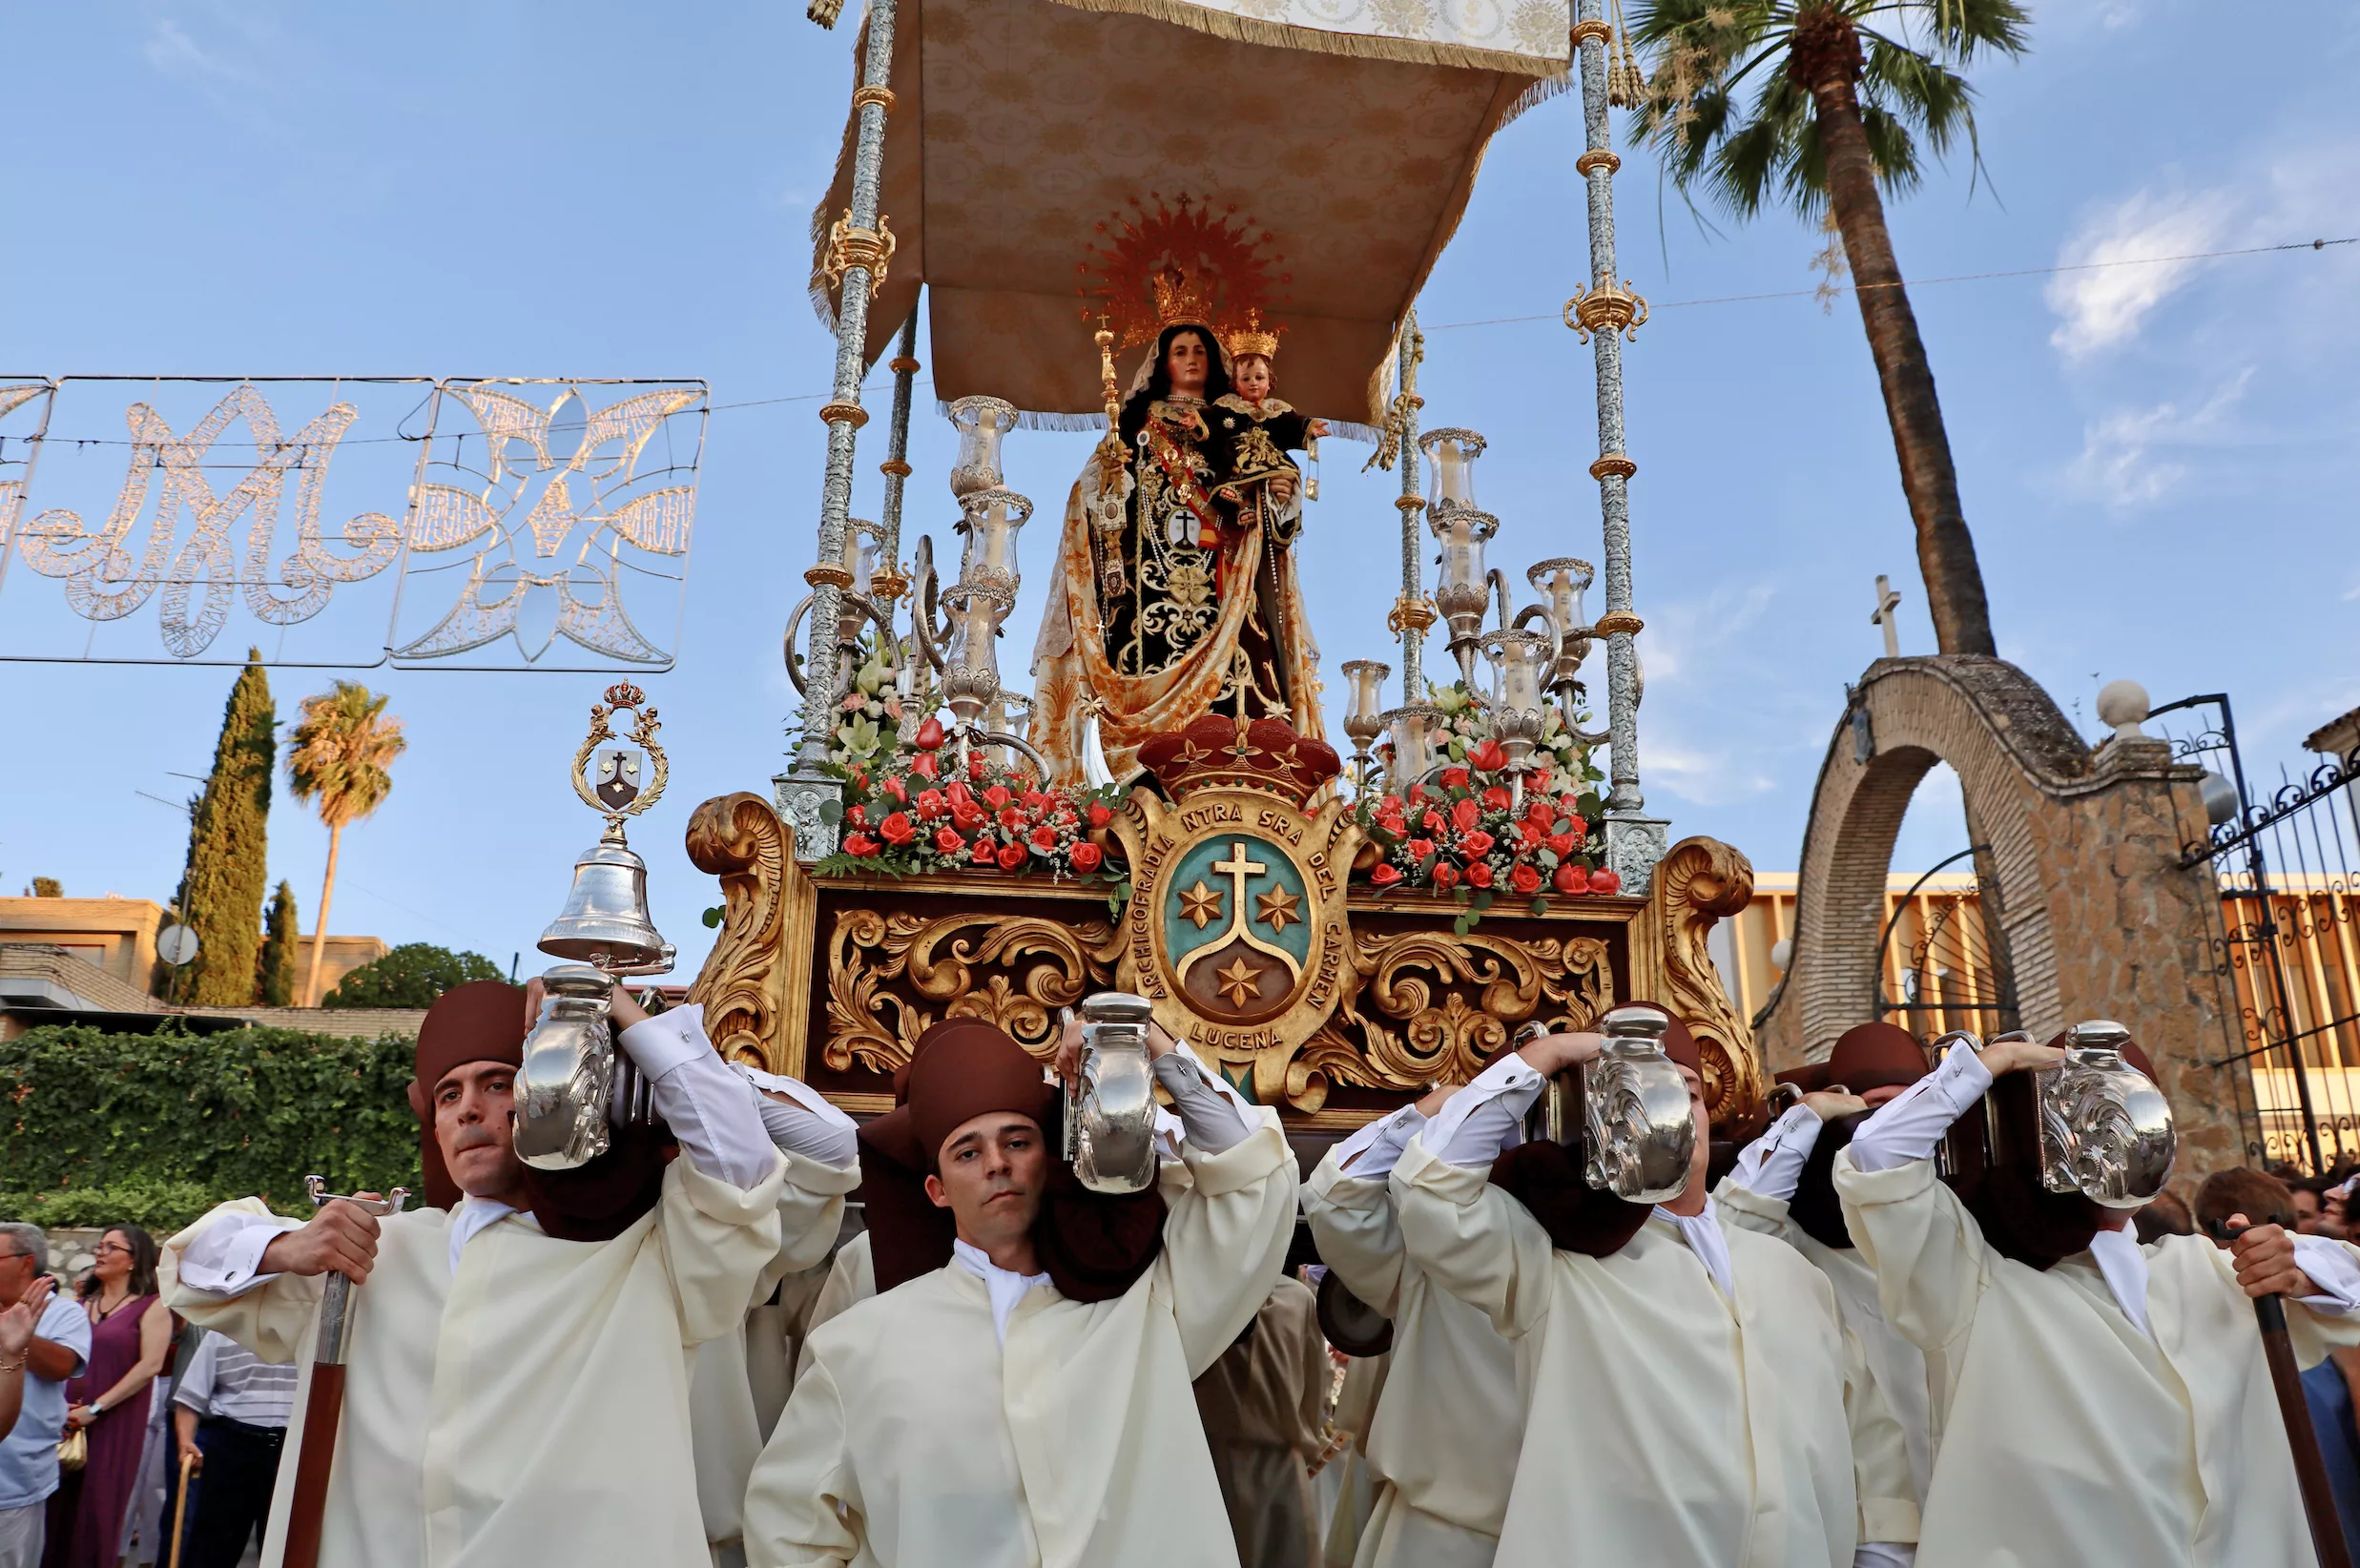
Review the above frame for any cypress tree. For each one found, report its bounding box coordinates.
[257,880,300,1006]
[184,650,276,1005]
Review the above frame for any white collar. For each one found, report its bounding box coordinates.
[952,1238,1051,1345]
[2083,1224,2151,1337]
[448,1194,520,1277]
[1652,1204,1736,1299]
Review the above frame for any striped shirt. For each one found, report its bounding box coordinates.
[173,1331,298,1429]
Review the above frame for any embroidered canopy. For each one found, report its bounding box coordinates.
[810,0,1571,430]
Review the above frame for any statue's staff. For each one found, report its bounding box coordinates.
[281,1177,408,1568]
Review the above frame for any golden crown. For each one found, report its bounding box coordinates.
[1150,263,1215,331]
[1226,309,1281,361]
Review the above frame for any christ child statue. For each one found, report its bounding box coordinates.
[1211,337,1327,543]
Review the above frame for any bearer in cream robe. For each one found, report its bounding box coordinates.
[162,980,859,1568]
[1835,1032,2360,1568]
[1716,1021,1941,1501]
[1304,1099,1522,1568]
[691,1063,867,1565]
[744,1015,1297,1568]
[1393,1024,1918,1568]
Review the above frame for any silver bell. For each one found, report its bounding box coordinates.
[538,822,675,976]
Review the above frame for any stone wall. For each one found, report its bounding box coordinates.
[1757,656,2247,1179]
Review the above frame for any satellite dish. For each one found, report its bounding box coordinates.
[156,924,198,966]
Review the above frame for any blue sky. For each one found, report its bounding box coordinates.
[2,1,2353,981]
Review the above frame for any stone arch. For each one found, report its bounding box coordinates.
[1755,655,2244,1174]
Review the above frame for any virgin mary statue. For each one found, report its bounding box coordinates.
[1030,237,1327,785]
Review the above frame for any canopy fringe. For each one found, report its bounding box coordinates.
[1041,0,1567,76]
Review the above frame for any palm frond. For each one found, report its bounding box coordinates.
[1858,102,1924,197]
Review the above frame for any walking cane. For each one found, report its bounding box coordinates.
[2232,1219,2353,1568]
[282,1177,408,1568]
[168,1449,196,1568]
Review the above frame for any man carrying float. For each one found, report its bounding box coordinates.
[743,1007,1298,1568]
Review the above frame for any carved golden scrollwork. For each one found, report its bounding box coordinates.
[824,210,898,298]
[1563,279,1650,343]
[826,909,1123,1075]
[1290,928,1615,1110]
[685,793,795,1072]
[1649,836,1765,1136]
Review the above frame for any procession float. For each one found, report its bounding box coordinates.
[670,0,1769,1151]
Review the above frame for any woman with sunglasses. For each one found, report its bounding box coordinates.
[59,1228,169,1568]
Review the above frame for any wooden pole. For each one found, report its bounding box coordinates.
[2254,1290,2353,1568]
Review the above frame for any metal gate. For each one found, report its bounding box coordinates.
[2161,693,2360,1174]
[1875,845,2017,1040]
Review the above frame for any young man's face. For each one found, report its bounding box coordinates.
[1234,356,1272,402]
[925,1113,1047,1249]
[435,1062,525,1196]
[2294,1188,2322,1233]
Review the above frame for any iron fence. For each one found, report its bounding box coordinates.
[2159,692,2360,1174]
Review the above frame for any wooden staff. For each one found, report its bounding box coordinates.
[2234,1219,2352,1568]
[168,1449,196,1568]
[283,1178,408,1568]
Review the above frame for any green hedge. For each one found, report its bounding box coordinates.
[0,1023,424,1235]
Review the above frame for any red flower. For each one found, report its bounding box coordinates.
[1547,832,1578,858]
[1510,863,1542,896]
[1406,837,1436,863]
[946,780,974,809]
[1440,766,1470,789]
[1368,863,1402,886]
[910,751,940,781]
[1451,798,1480,832]
[1466,862,1494,889]
[1407,784,1428,804]
[1519,819,1546,847]
[1590,867,1622,895]
[996,841,1026,871]
[915,789,948,820]
[1023,789,1052,814]
[849,768,869,793]
[1564,816,1588,846]
[914,715,946,752]
[1469,739,1507,772]
[845,804,868,828]
[933,826,965,855]
[1553,862,1590,895]
[1071,842,1104,873]
[1421,808,1446,833]
[1558,793,1582,815]
[1480,785,1512,812]
[968,754,988,779]
[1526,795,1556,822]
[984,785,1012,810]
[952,801,987,833]
[841,691,867,712]
[998,806,1025,832]
[1029,824,1059,851]
[883,776,908,803]
[1431,862,1459,892]
[878,811,916,846]
[1459,830,1495,857]
[841,833,880,857]
[1087,801,1114,828]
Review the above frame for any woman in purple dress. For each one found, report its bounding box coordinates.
[60,1228,170,1568]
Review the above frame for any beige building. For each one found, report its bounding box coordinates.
[0,895,388,1008]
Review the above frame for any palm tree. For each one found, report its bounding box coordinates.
[286,682,406,1006]
[1628,0,2027,656]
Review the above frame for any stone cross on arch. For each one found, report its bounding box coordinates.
[1870,575,1903,660]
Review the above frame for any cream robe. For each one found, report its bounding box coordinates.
[1836,1148,2360,1568]
[1393,1137,1916,1568]
[744,1109,1298,1568]
[692,1189,864,1558]
[1715,1180,1939,1499]
[1319,1351,1389,1568]
[161,1150,850,1568]
[1303,1153,1520,1568]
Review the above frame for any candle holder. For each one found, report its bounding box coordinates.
[947,396,1019,498]
[940,583,1014,735]
[1381,701,1445,791]
[1421,428,1499,690]
[955,486,1032,601]
[1339,658,1391,787]
[1481,629,1554,806]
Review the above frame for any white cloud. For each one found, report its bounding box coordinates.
[2046,189,2231,359]
[144,18,224,79]
[2063,368,2252,512]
